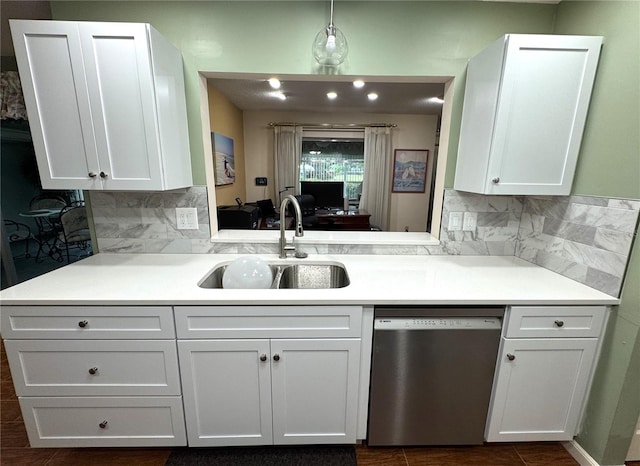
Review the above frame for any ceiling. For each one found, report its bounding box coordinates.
[207,76,447,115]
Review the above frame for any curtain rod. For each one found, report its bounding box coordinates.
[268,122,397,129]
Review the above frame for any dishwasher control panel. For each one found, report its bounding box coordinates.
[374,317,502,330]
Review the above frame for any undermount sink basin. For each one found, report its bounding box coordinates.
[275,263,350,289]
[198,261,350,289]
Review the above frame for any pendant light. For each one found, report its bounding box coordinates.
[312,0,348,66]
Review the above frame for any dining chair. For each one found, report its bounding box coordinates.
[57,205,92,263]
[3,219,33,259]
[27,194,67,261]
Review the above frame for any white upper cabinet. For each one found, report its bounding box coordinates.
[10,20,192,191]
[454,34,602,195]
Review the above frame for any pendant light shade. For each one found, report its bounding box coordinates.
[312,0,348,66]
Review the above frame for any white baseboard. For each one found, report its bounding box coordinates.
[562,440,625,466]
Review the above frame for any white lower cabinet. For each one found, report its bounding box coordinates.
[175,306,363,447]
[20,396,186,448]
[1,306,186,448]
[486,306,608,442]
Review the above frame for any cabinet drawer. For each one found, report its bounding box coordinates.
[174,306,362,338]
[19,396,186,447]
[1,306,175,339]
[5,340,180,396]
[505,306,607,338]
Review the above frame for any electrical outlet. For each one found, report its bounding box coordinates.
[463,212,477,231]
[448,212,463,231]
[176,207,198,230]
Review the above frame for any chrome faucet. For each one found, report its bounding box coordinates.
[279,194,308,259]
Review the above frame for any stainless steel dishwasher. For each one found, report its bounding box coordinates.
[368,306,504,446]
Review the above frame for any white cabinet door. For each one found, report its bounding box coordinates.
[78,22,164,190]
[10,20,192,191]
[10,20,100,190]
[271,338,360,445]
[455,34,602,196]
[486,337,598,442]
[178,339,273,447]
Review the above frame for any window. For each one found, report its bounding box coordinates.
[300,138,364,201]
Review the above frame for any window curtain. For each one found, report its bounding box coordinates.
[0,71,28,120]
[359,127,392,230]
[274,126,303,203]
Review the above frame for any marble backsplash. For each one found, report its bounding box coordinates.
[517,195,639,297]
[89,187,211,254]
[88,187,639,297]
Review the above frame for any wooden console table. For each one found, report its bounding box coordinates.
[315,209,371,230]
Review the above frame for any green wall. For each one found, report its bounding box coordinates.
[554,4,640,464]
[44,2,640,463]
[49,1,557,185]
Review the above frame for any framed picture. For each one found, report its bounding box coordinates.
[212,132,235,186]
[392,149,429,193]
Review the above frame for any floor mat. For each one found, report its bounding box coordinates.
[165,445,357,466]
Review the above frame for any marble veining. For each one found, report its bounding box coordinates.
[88,187,638,297]
[515,195,639,297]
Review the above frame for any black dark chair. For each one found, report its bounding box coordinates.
[28,194,67,262]
[295,194,318,229]
[3,219,33,259]
[57,205,92,263]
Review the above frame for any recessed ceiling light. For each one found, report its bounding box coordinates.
[427,96,444,104]
[327,91,338,100]
[353,80,365,88]
[367,92,378,101]
[268,78,281,89]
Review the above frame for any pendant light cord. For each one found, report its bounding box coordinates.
[329,0,334,27]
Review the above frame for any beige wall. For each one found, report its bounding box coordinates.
[208,85,246,206]
[242,110,437,232]
[389,116,438,232]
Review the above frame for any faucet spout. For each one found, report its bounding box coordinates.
[279,195,307,259]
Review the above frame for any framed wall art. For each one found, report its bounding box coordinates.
[212,132,235,186]
[392,149,429,193]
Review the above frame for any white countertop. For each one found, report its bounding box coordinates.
[0,253,618,306]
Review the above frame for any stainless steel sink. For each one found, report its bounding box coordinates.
[198,262,349,289]
[274,263,350,289]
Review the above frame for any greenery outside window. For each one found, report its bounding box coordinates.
[300,139,364,201]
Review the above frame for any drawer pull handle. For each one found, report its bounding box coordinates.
[99,420,108,429]
[88,367,99,375]
[273,354,280,362]
[99,171,108,178]
[507,353,516,361]
[78,320,88,328]
[555,320,565,327]
[259,354,267,362]
[88,171,97,178]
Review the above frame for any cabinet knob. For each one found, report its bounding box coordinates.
[506,353,516,361]
[88,171,97,178]
[273,354,281,362]
[554,320,565,327]
[88,367,99,375]
[78,320,88,328]
[99,171,108,178]
[99,420,108,429]
[259,354,267,362]
[491,177,500,184]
